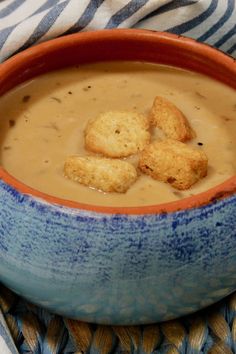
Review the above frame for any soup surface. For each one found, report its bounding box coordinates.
[0,62,235,207]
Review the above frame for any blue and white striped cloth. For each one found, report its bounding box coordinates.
[0,0,235,62]
[0,0,236,353]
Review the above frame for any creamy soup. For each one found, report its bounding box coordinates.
[0,62,235,207]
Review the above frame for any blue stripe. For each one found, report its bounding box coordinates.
[214,24,236,47]
[33,0,62,16]
[228,43,236,54]
[63,0,105,35]
[0,25,16,50]
[0,319,19,354]
[198,0,235,42]
[167,0,218,35]
[16,1,69,53]
[0,0,24,19]
[106,0,149,28]
[142,0,198,21]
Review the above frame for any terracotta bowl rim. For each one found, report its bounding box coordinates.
[0,28,236,215]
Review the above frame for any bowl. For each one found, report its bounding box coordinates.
[1,29,236,325]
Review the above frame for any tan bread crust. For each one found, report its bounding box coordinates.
[85,110,150,158]
[64,156,138,193]
[139,139,208,190]
[149,96,196,142]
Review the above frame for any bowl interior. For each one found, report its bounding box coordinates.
[0,29,236,214]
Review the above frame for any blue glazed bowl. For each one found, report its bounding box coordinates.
[1,30,236,325]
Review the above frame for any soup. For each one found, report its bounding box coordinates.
[0,62,235,207]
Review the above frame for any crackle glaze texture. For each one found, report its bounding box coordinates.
[1,179,236,324]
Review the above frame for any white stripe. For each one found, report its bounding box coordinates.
[83,0,129,30]
[134,0,205,32]
[0,336,12,354]
[58,0,71,4]
[118,0,172,29]
[0,0,15,12]
[38,0,90,43]
[0,8,47,61]
[0,0,47,31]
[0,311,16,354]
[231,48,236,56]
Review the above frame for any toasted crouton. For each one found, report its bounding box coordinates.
[149,96,196,142]
[139,139,208,190]
[85,110,150,158]
[64,156,137,193]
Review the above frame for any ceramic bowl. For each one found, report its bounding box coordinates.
[1,29,236,325]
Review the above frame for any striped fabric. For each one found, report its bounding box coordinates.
[0,0,236,353]
[0,0,235,62]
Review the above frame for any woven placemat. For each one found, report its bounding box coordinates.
[1,285,236,354]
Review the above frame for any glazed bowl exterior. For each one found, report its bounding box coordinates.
[1,30,236,325]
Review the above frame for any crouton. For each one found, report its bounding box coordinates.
[85,110,150,157]
[149,96,196,142]
[139,139,208,190]
[64,156,137,193]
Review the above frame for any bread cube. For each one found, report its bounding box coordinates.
[139,139,208,190]
[64,156,138,193]
[85,110,150,157]
[149,96,195,142]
